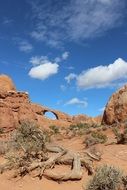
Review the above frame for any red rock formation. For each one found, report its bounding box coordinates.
[72,114,102,125]
[0,74,16,92]
[0,90,73,132]
[0,74,101,132]
[0,75,73,132]
[102,85,127,125]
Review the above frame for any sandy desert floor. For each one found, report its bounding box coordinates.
[0,132,127,190]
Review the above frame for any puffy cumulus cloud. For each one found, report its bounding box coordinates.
[77,58,127,89]
[28,52,69,80]
[28,62,59,80]
[29,0,125,46]
[65,73,77,84]
[65,97,88,108]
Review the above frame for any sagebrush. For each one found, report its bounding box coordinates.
[85,165,122,190]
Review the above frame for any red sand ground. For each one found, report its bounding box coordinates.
[0,132,127,190]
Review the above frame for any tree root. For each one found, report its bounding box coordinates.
[44,153,83,181]
[0,144,101,181]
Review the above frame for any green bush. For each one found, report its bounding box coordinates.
[91,131,107,143]
[69,123,90,130]
[12,122,46,153]
[69,123,91,136]
[85,131,107,147]
[85,165,122,190]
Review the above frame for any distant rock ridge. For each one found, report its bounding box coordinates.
[0,74,101,132]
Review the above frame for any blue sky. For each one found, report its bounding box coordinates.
[0,0,127,116]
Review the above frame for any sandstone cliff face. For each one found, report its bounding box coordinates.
[102,85,127,125]
[0,74,102,132]
[0,90,73,132]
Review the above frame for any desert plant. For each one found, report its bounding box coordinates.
[85,131,107,147]
[113,127,127,144]
[0,140,11,155]
[0,122,102,181]
[12,122,46,154]
[49,125,59,134]
[0,128,4,134]
[69,123,90,130]
[69,123,91,136]
[91,131,107,143]
[85,136,99,148]
[85,165,122,190]
[122,175,127,189]
[91,124,102,128]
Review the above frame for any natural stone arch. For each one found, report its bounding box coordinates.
[43,110,59,120]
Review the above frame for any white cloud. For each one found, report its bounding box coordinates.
[77,58,127,89]
[54,51,69,63]
[28,61,59,80]
[65,97,88,108]
[30,56,48,65]
[62,52,69,60]
[65,73,77,84]
[29,0,125,46]
[28,52,69,80]
[19,41,33,53]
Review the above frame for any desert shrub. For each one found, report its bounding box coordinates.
[12,122,46,153]
[91,124,101,128]
[69,123,91,136]
[122,175,127,189]
[0,140,11,155]
[102,125,107,131]
[0,128,4,134]
[85,131,107,147]
[69,123,90,130]
[85,165,122,190]
[85,136,99,147]
[113,127,127,144]
[0,122,46,156]
[91,131,107,143]
[0,122,47,175]
[49,125,59,134]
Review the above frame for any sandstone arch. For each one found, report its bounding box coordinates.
[43,110,59,120]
